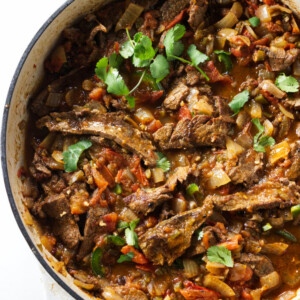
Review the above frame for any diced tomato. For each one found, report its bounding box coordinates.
[150,90,164,102]
[147,119,163,133]
[218,183,230,195]
[130,155,149,186]
[262,0,275,5]
[253,37,270,46]
[180,281,220,300]
[90,168,108,205]
[131,183,140,192]
[230,263,253,282]
[261,90,278,105]
[89,87,105,101]
[102,212,118,232]
[165,9,187,30]
[114,41,120,54]
[204,61,232,84]
[242,289,253,300]
[178,104,192,120]
[121,245,149,264]
[230,46,250,58]
[219,234,242,250]
[96,162,115,187]
[17,166,26,178]
[202,231,211,250]
[284,43,295,50]
[103,148,127,167]
[242,28,256,42]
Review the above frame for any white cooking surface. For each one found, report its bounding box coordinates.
[0,0,74,299]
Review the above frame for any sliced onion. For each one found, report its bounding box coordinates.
[115,3,144,32]
[270,36,288,49]
[231,2,243,18]
[269,141,291,165]
[206,261,226,275]
[250,100,262,119]
[207,168,231,189]
[276,290,297,300]
[279,104,294,119]
[152,167,165,183]
[102,287,124,300]
[183,259,199,278]
[261,242,289,255]
[119,207,138,222]
[293,59,300,77]
[256,5,272,23]
[134,108,155,125]
[39,133,56,149]
[226,137,245,159]
[218,28,238,39]
[245,24,258,40]
[215,12,239,29]
[263,119,274,136]
[216,36,226,49]
[259,80,286,99]
[269,5,292,17]
[73,279,94,291]
[203,274,235,297]
[260,271,281,290]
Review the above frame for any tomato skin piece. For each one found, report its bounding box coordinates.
[180,281,220,300]
[121,245,149,264]
[102,212,118,232]
[178,105,192,120]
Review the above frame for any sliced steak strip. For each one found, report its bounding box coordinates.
[228,149,264,187]
[124,166,190,215]
[208,180,300,212]
[77,204,109,260]
[286,142,300,180]
[37,110,157,167]
[139,200,213,265]
[40,193,81,249]
[163,82,190,110]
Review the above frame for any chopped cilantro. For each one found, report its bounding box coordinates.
[163,24,186,59]
[214,50,232,72]
[125,219,140,248]
[207,245,233,267]
[117,221,129,229]
[117,251,134,263]
[150,54,170,82]
[156,152,171,172]
[229,90,250,114]
[252,118,275,152]
[187,44,209,66]
[275,73,299,93]
[62,140,92,172]
[126,96,136,109]
[248,16,260,27]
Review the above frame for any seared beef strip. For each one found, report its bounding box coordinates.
[163,82,190,110]
[37,110,157,167]
[208,180,300,212]
[286,142,300,180]
[139,200,213,265]
[123,166,190,215]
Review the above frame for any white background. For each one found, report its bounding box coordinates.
[0,1,74,299]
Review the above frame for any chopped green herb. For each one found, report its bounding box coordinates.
[119,40,134,59]
[108,52,123,68]
[117,221,129,229]
[187,44,209,66]
[117,251,134,263]
[252,118,275,152]
[214,50,232,72]
[156,152,171,172]
[276,230,298,242]
[91,247,105,276]
[105,67,130,96]
[129,219,140,231]
[275,73,299,93]
[107,235,126,246]
[248,16,260,27]
[291,204,300,218]
[150,54,170,82]
[229,90,250,114]
[134,35,156,61]
[262,223,272,231]
[125,219,140,248]
[207,245,233,267]
[126,96,136,109]
[186,183,199,197]
[163,24,186,60]
[62,140,92,172]
[113,183,122,195]
[95,57,108,81]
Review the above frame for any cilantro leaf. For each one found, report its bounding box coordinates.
[129,219,140,231]
[132,56,151,68]
[107,235,126,246]
[214,50,232,72]
[150,54,170,82]
[249,16,260,27]
[126,96,135,109]
[95,57,108,81]
[63,140,92,172]
[117,221,129,229]
[109,53,123,68]
[207,245,233,267]
[164,24,186,60]
[134,32,143,43]
[119,40,134,59]
[117,251,134,263]
[105,67,129,96]
[125,228,139,248]
[229,90,250,114]
[134,35,156,61]
[275,74,299,93]
[252,118,275,153]
[187,44,209,66]
[156,152,171,172]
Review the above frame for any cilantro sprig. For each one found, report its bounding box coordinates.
[275,73,299,93]
[117,251,134,263]
[214,50,232,72]
[229,90,250,114]
[123,219,140,249]
[156,152,171,172]
[207,245,233,267]
[252,118,275,152]
[62,140,92,172]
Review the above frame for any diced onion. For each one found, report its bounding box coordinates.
[119,207,138,222]
[207,168,231,189]
[269,5,292,17]
[279,104,294,119]
[183,259,199,278]
[276,290,297,300]
[250,288,263,300]
[226,137,245,159]
[270,36,288,49]
[215,12,239,29]
[73,279,94,291]
[263,119,274,137]
[261,243,289,255]
[218,28,238,39]
[260,271,281,290]
[231,2,243,19]
[250,100,262,119]
[102,287,124,300]
[203,274,235,297]
[256,5,272,23]
[69,170,85,185]
[152,168,165,183]
[115,3,144,32]
[206,261,226,275]
[269,141,291,165]
[216,36,226,49]
[236,111,249,129]
[134,108,155,125]
[259,80,286,99]
[293,59,300,77]
[192,97,214,115]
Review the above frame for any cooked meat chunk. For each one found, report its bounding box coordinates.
[239,253,274,277]
[124,166,189,215]
[29,149,52,182]
[286,142,300,180]
[188,0,208,31]
[228,149,264,187]
[42,174,67,194]
[77,204,109,260]
[40,193,81,248]
[208,180,300,212]
[160,0,189,23]
[139,200,213,265]
[37,110,157,166]
[163,82,190,110]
